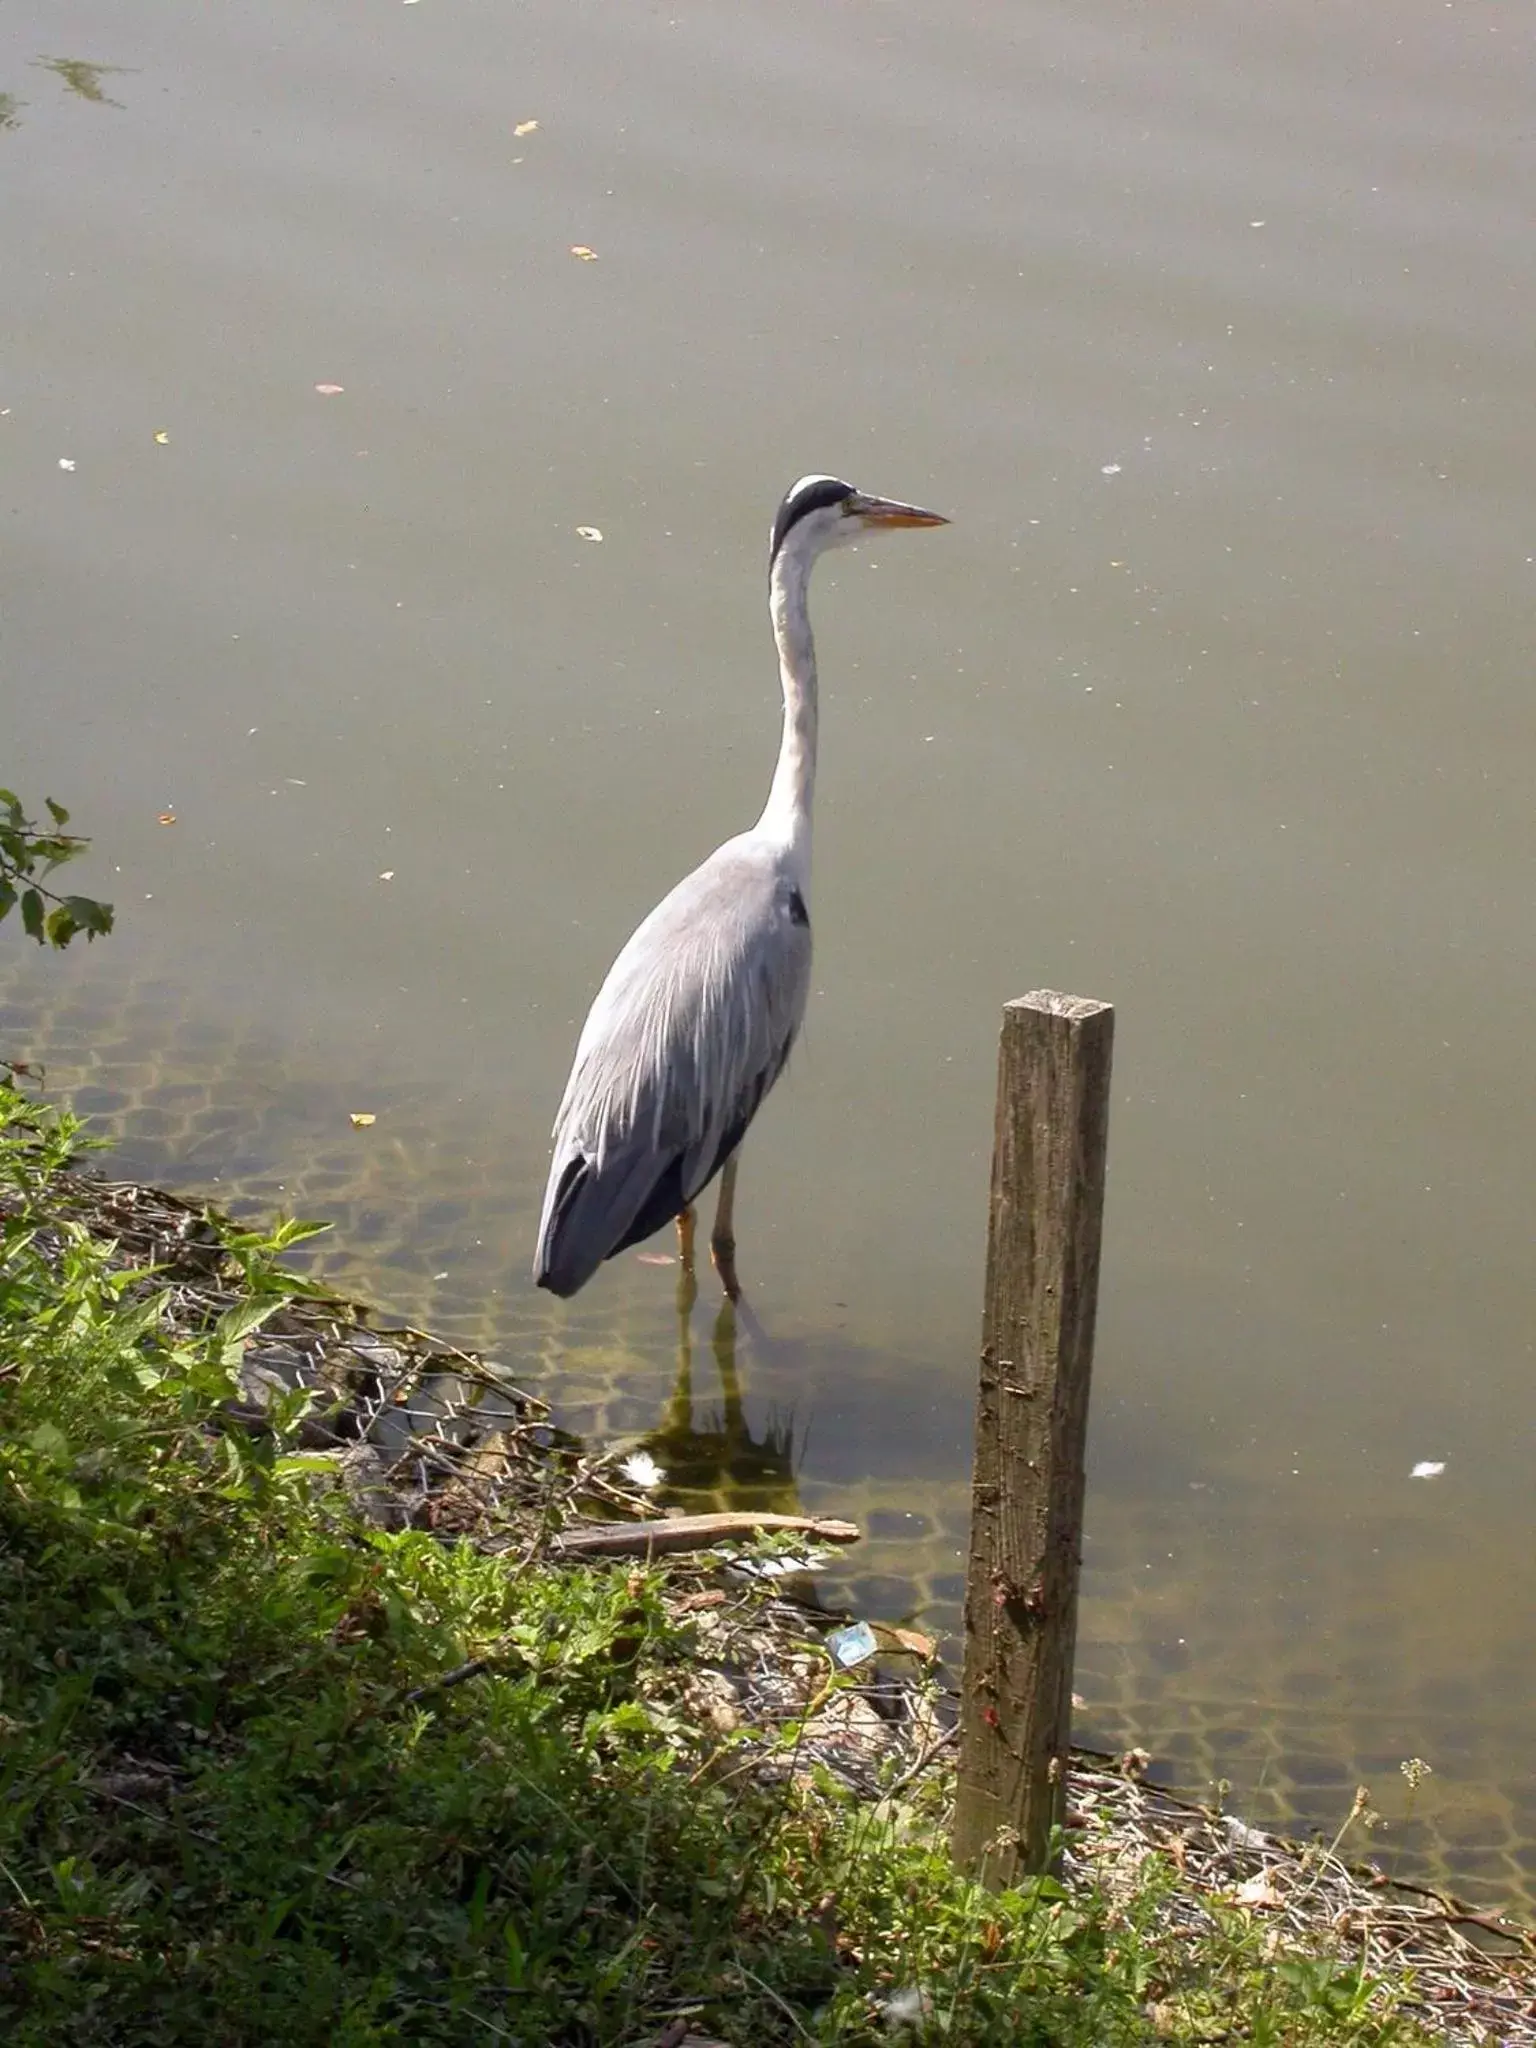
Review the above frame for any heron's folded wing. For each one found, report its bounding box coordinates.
[533,840,811,1293]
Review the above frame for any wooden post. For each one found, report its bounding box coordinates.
[952,991,1114,1886]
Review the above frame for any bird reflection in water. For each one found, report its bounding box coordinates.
[633,1295,802,1519]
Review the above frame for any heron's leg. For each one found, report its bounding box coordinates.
[710,1154,740,1301]
[675,1204,699,1316]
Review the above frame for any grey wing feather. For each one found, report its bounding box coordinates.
[533,833,812,1295]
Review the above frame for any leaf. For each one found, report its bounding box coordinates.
[45,798,69,827]
[153,429,169,444]
[267,1215,332,1252]
[214,1296,289,1351]
[30,836,79,871]
[314,383,345,396]
[513,119,538,137]
[65,896,112,935]
[20,888,44,942]
[576,525,603,542]
[0,881,16,922]
[569,245,598,261]
[112,1288,172,1345]
[44,904,78,948]
[884,1626,935,1659]
[349,1112,376,1128]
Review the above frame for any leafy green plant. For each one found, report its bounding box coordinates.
[0,787,113,947]
[213,1211,333,1298]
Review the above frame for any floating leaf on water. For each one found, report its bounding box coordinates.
[348,1112,377,1128]
[576,525,603,542]
[378,870,395,881]
[153,429,169,444]
[569,245,598,261]
[58,457,76,471]
[1101,462,1122,476]
[513,119,539,137]
[1410,1460,1445,1479]
[314,383,345,396]
[156,811,177,826]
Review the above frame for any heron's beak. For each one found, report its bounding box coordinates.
[849,493,951,530]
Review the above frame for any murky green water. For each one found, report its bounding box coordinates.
[4,0,1534,1907]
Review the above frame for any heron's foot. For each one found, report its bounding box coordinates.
[710,1232,740,1303]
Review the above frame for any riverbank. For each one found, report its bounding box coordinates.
[2,1081,1532,2044]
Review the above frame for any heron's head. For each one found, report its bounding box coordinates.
[769,475,949,570]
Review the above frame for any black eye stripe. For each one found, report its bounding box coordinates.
[770,476,854,561]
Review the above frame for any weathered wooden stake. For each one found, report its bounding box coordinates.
[952,991,1114,1886]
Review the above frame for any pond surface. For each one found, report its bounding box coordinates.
[3,0,1533,1906]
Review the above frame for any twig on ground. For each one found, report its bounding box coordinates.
[551,1513,860,1559]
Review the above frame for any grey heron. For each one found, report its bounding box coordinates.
[533,475,949,1300]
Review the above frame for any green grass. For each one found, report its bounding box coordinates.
[0,1084,1439,2045]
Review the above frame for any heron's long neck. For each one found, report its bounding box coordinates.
[757,545,818,871]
